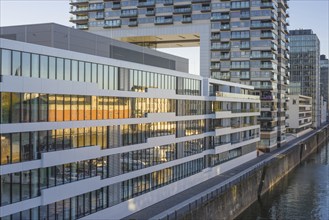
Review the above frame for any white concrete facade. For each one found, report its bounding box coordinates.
[0,35,260,219]
[286,95,313,135]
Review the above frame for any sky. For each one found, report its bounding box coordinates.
[0,0,328,75]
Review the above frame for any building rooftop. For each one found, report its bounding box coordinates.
[0,23,189,72]
[289,29,314,35]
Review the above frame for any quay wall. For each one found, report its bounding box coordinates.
[164,126,329,220]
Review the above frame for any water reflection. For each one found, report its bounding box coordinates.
[238,143,329,220]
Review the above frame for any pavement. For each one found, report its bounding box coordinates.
[124,123,328,220]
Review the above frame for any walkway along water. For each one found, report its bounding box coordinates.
[124,123,329,220]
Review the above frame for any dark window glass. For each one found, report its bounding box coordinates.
[72,60,78,81]
[57,58,64,80]
[31,54,39,78]
[79,61,85,82]
[64,59,71,81]
[1,49,11,75]
[1,134,11,165]
[11,93,21,123]
[12,51,21,76]
[12,133,20,163]
[40,55,48,79]
[39,94,48,122]
[31,93,39,122]
[49,57,56,79]
[85,62,91,83]
[22,52,31,77]
[1,92,11,123]
[21,93,31,123]
[21,170,31,200]
[21,132,30,162]
[1,174,11,205]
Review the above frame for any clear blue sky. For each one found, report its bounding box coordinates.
[1,0,328,74]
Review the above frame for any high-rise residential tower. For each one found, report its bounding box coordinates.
[320,54,329,113]
[69,0,290,151]
[289,29,320,128]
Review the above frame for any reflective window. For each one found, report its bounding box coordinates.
[22,52,31,77]
[1,49,11,75]
[12,51,21,76]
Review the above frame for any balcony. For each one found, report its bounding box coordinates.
[211,34,220,40]
[216,92,260,100]
[104,20,121,28]
[76,24,88,30]
[251,22,275,29]
[261,63,275,69]
[259,114,277,120]
[173,7,192,14]
[70,16,88,23]
[240,13,250,20]
[254,84,275,90]
[121,10,138,18]
[240,73,250,80]
[251,53,275,60]
[201,6,211,12]
[182,16,192,23]
[155,17,173,25]
[210,63,221,70]
[146,10,155,16]
[260,125,277,132]
[271,43,278,51]
[138,0,155,7]
[261,31,276,39]
[260,95,275,100]
[211,14,230,21]
[95,13,104,20]
[88,4,104,11]
[112,3,121,10]
[128,20,138,27]
[220,54,230,60]
[164,0,173,5]
[70,7,89,14]
[240,43,250,50]
[220,24,230,30]
[211,44,230,50]
[231,64,250,70]
[231,3,250,10]
[70,0,88,5]
[260,2,275,9]
[192,0,211,3]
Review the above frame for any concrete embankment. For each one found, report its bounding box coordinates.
[174,125,329,220]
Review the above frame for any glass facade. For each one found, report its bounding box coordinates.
[1,159,203,220]
[0,37,260,219]
[0,49,201,96]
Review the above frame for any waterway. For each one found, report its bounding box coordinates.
[237,142,329,220]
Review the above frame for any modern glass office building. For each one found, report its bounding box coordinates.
[320,54,329,113]
[0,23,260,219]
[289,29,320,128]
[69,0,290,151]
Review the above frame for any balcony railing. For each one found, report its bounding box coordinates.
[174,7,192,14]
[138,0,155,7]
[260,2,275,8]
[216,92,260,100]
[70,16,88,22]
[70,0,88,4]
[76,24,88,30]
[251,22,275,29]
[155,17,173,25]
[182,17,192,23]
[211,15,230,21]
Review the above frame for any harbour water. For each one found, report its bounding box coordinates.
[237,142,329,220]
